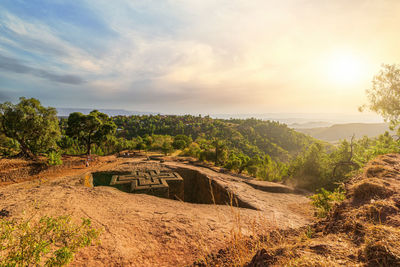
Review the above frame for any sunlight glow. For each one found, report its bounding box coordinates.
[326,52,364,86]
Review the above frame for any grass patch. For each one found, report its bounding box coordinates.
[363,225,400,266]
[352,179,393,203]
[0,215,101,266]
[309,187,346,218]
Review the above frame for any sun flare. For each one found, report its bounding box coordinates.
[326,52,364,86]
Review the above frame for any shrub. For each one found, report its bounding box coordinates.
[172,135,192,149]
[172,139,186,150]
[0,215,101,266]
[310,186,346,218]
[159,140,172,155]
[91,145,104,156]
[0,135,19,157]
[47,150,63,166]
[181,142,201,158]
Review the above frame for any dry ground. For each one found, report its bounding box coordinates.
[0,155,313,266]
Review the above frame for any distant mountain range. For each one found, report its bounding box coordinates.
[295,123,392,142]
[288,121,333,129]
[212,113,383,125]
[56,108,157,117]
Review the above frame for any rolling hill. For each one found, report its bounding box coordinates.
[296,123,392,142]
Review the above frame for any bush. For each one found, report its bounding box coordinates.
[47,150,63,166]
[288,143,331,190]
[161,141,174,155]
[91,145,104,156]
[0,215,101,266]
[0,134,19,157]
[172,135,192,149]
[172,139,186,150]
[309,186,346,218]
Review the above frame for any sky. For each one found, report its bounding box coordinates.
[0,0,400,116]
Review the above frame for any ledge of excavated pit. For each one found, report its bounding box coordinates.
[81,164,258,210]
[80,159,312,222]
[162,161,312,214]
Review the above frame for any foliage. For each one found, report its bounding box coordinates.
[135,138,146,152]
[211,139,226,165]
[161,141,173,155]
[0,134,19,157]
[47,150,63,166]
[257,155,288,182]
[309,186,346,218]
[288,132,400,191]
[91,145,104,156]
[181,142,202,158]
[288,142,331,190]
[352,132,400,165]
[113,115,313,162]
[172,134,192,150]
[111,115,311,181]
[2,97,398,192]
[0,97,60,158]
[58,136,86,155]
[66,110,116,155]
[0,215,101,266]
[362,64,400,130]
[101,136,136,155]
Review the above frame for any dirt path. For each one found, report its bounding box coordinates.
[0,155,124,188]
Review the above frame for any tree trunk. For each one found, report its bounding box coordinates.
[86,136,91,155]
[87,142,91,155]
[18,141,36,160]
[215,147,218,165]
[238,166,244,174]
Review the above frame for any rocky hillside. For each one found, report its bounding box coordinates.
[209,153,400,266]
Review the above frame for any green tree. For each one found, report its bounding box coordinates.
[237,154,250,174]
[0,97,60,158]
[288,143,330,190]
[172,134,192,149]
[361,64,400,130]
[212,139,226,165]
[161,141,173,155]
[66,110,116,155]
[182,142,201,158]
[225,152,242,171]
[246,155,263,176]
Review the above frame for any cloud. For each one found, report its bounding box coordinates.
[0,54,86,85]
[0,0,400,113]
[0,90,10,102]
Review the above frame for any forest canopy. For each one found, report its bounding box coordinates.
[1,96,399,192]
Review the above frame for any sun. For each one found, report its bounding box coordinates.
[326,52,364,86]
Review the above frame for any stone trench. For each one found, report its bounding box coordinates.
[87,166,256,210]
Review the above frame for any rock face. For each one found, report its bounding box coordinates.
[90,170,184,200]
[87,164,264,210]
[175,167,258,209]
[0,156,313,266]
[86,160,311,214]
